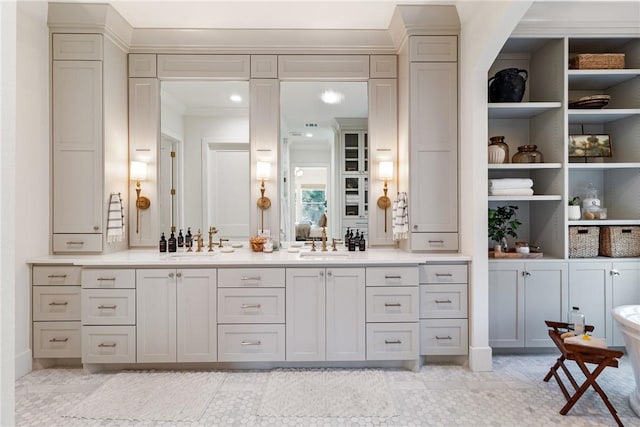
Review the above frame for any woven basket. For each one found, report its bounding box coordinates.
[249,236,266,252]
[599,226,640,257]
[569,54,625,70]
[569,226,599,258]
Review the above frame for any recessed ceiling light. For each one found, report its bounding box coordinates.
[230,94,242,103]
[320,90,344,104]
[305,133,313,138]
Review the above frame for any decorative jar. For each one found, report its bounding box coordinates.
[512,145,544,163]
[488,136,509,164]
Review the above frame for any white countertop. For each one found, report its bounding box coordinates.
[27,247,470,267]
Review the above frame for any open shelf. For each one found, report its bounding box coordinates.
[488,195,562,202]
[488,102,562,119]
[489,163,562,170]
[568,162,640,169]
[568,69,640,90]
[569,219,640,226]
[568,109,640,124]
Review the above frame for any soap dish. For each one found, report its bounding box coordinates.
[287,247,300,253]
[220,247,234,253]
[231,243,243,248]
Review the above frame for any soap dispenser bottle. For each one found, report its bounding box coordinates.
[185,227,192,248]
[358,233,366,251]
[344,227,350,247]
[168,231,177,252]
[159,232,167,252]
[177,229,184,248]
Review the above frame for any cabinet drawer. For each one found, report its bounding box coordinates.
[218,288,285,324]
[33,266,81,286]
[366,267,418,286]
[53,234,102,253]
[33,321,81,358]
[420,319,468,355]
[410,233,458,251]
[82,289,136,325]
[218,324,285,362]
[366,323,419,360]
[366,287,419,322]
[218,268,285,288]
[82,269,135,289]
[420,264,467,284]
[419,284,468,319]
[33,286,81,321]
[82,325,136,363]
[409,36,457,62]
[52,33,103,60]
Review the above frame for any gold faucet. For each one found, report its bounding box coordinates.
[218,238,229,248]
[208,227,218,252]
[195,229,204,252]
[321,227,328,252]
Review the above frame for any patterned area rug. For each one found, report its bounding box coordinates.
[258,369,397,417]
[64,371,226,422]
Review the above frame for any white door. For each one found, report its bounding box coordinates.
[488,264,524,348]
[286,268,326,361]
[611,262,640,346]
[568,262,610,344]
[326,268,365,361]
[177,269,217,362]
[524,262,568,347]
[136,269,177,362]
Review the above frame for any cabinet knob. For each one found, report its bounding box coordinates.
[413,225,418,230]
[611,269,621,276]
[168,272,174,278]
[319,270,324,278]
[327,271,332,277]
[94,226,99,231]
[523,271,531,277]
[176,272,182,278]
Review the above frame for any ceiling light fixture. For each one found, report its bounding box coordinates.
[320,90,344,104]
[230,94,242,103]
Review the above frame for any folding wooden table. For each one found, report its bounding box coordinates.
[544,320,624,427]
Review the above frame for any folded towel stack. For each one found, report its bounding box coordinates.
[488,178,533,196]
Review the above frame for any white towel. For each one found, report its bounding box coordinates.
[489,178,533,190]
[107,193,125,243]
[392,192,409,241]
[489,188,534,196]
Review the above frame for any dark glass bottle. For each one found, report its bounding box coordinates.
[177,229,184,247]
[344,227,350,247]
[159,232,167,252]
[185,227,192,248]
[168,231,177,252]
[359,233,366,251]
[348,236,356,251]
[354,230,361,246]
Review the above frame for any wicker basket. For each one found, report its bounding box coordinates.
[569,53,625,70]
[599,226,640,257]
[249,236,266,252]
[569,226,599,258]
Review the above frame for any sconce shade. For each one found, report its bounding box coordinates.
[130,161,148,181]
[378,161,393,180]
[256,161,271,181]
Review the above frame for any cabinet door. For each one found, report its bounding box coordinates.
[177,269,217,362]
[326,268,365,361]
[286,268,326,361]
[52,60,103,234]
[568,262,610,344]
[524,262,568,347]
[488,264,524,347]
[611,262,640,346]
[409,62,457,233]
[136,269,176,362]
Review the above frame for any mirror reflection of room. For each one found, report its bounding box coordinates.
[279,81,368,244]
[160,81,250,241]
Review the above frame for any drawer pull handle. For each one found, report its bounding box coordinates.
[435,273,453,277]
[428,240,444,244]
[384,275,401,279]
[47,274,67,278]
[384,302,402,307]
[98,342,117,348]
[385,340,402,345]
[241,276,261,281]
[240,340,261,346]
[48,301,68,306]
[49,337,69,343]
[97,277,116,281]
[241,304,262,309]
[98,305,117,309]
[436,335,453,340]
[66,241,85,245]
[435,299,452,304]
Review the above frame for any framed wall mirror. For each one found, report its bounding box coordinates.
[160,80,250,240]
[279,81,368,244]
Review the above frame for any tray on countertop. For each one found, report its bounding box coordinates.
[489,250,543,259]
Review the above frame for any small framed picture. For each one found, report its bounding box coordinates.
[568,134,612,157]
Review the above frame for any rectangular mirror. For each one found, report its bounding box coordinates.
[160,81,250,240]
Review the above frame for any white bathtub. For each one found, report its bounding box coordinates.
[612,305,640,417]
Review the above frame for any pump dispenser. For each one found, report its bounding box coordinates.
[177,229,184,247]
[159,233,167,252]
[168,231,177,252]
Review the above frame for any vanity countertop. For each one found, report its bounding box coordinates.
[27,247,470,267]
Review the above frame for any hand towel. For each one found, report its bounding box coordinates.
[564,334,607,349]
[392,192,409,241]
[489,188,534,196]
[107,193,125,243]
[488,178,533,190]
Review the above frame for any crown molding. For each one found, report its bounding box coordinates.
[388,5,460,52]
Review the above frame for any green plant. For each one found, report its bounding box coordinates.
[488,205,522,243]
[569,196,581,206]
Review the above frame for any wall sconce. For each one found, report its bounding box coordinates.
[256,161,272,233]
[131,161,150,234]
[377,161,393,233]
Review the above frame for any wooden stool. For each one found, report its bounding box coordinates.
[543,320,624,427]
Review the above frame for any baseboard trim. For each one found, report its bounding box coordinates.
[468,346,492,372]
[15,349,32,379]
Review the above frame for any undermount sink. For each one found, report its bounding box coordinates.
[299,251,350,258]
[168,251,219,257]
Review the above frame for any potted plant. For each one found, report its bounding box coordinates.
[488,205,522,252]
[568,196,581,220]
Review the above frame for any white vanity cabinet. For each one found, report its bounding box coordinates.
[51,33,128,254]
[136,268,217,363]
[286,267,366,361]
[32,265,82,359]
[489,262,568,348]
[569,261,640,347]
[217,268,286,362]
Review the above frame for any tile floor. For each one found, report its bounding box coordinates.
[15,354,640,426]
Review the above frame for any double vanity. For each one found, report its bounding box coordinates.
[29,249,469,371]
